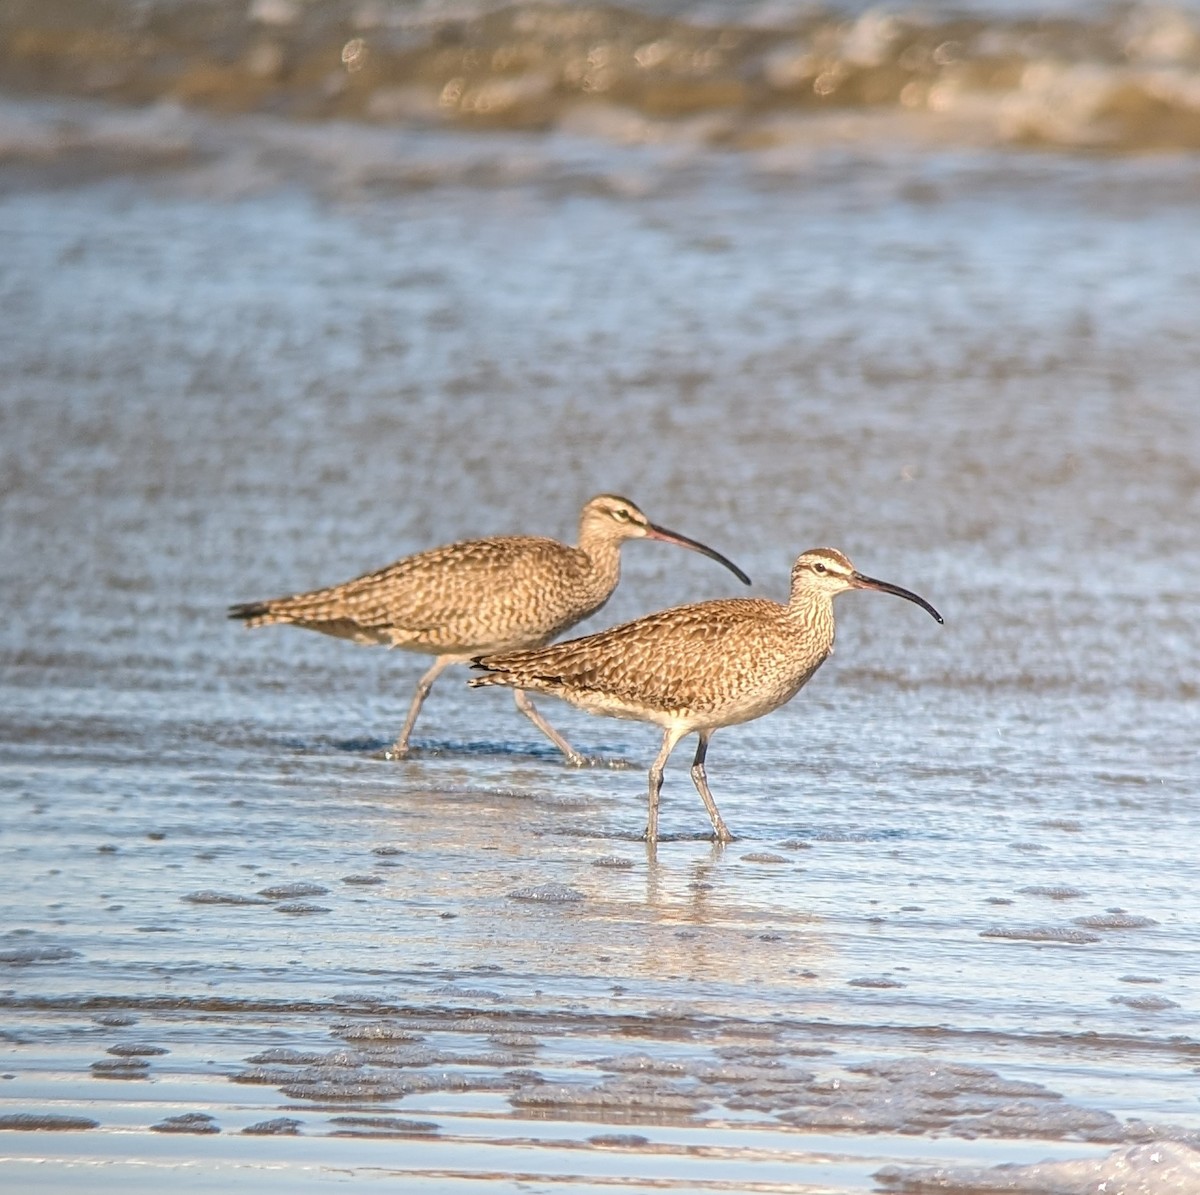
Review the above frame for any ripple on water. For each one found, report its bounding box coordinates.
[594,1053,689,1076]
[90,1058,151,1079]
[507,884,585,903]
[779,1059,1123,1140]
[280,1079,412,1102]
[713,1044,791,1062]
[803,829,894,843]
[0,1113,100,1131]
[331,1022,425,1043]
[180,891,271,906]
[0,945,80,965]
[709,1065,820,1112]
[592,855,634,869]
[1110,994,1180,1011]
[979,925,1102,944]
[430,985,500,1001]
[233,1066,316,1086]
[877,1142,1200,1193]
[328,1116,440,1136]
[258,883,330,898]
[510,1078,707,1115]
[151,1113,219,1134]
[244,1048,330,1065]
[950,1101,1125,1141]
[489,1033,538,1049]
[279,1070,492,1101]
[847,1060,1051,1099]
[234,1048,367,1088]
[1073,913,1158,930]
[92,1013,137,1027]
[242,1117,304,1135]
[341,1046,441,1069]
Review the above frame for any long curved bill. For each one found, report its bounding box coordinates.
[645,523,752,586]
[851,571,944,623]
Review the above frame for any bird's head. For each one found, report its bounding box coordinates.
[791,548,942,622]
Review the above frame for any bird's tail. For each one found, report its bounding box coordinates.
[228,600,282,628]
[467,657,509,688]
[469,652,565,691]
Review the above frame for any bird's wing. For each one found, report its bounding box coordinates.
[250,536,582,644]
[477,599,787,713]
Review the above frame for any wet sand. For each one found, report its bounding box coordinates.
[2,82,1200,1192]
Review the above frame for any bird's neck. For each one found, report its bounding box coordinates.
[783,590,837,654]
[575,526,623,599]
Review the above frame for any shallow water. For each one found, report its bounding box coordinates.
[2,66,1200,1195]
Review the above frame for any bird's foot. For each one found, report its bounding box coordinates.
[380,743,412,762]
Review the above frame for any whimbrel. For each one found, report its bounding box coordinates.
[470,548,942,843]
[229,494,749,760]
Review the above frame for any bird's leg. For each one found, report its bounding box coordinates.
[513,690,586,767]
[690,731,734,843]
[644,728,683,846]
[386,656,455,759]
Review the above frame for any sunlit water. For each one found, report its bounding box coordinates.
[1,84,1199,1193]
[10,0,1200,152]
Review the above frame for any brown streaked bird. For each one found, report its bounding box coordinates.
[229,494,750,761]
[470,548,942,844]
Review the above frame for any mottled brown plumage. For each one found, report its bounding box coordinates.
[230,494,749,759]
[471,548,942,843]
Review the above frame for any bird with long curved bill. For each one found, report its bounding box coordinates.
[229,494,749,760]
[470,548,942,844]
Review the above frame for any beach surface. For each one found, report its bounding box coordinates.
[2,2,1200,1190]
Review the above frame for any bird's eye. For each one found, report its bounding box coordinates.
[812,562,827,574]
[612,508,632,522]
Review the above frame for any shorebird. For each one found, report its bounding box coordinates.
[229,494,749,760]
[470,548,942,844]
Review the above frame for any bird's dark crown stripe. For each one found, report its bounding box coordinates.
[805,548,852,568]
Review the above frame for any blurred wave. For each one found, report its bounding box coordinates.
[5,0,1200,152]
